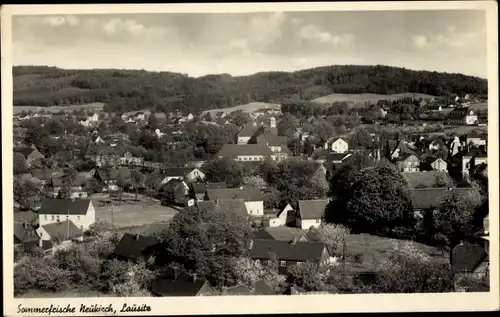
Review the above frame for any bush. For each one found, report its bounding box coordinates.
[85,235,116,259]
[14,256,71,294]
[54,245,101,285]
[111,280,151,297]
[353,253,364,264]
[98,259,132,292]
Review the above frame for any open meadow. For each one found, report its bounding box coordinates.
[91,193,178,229]
[13,102,105,114]
[201,102,281,117]
[343,234,448,274]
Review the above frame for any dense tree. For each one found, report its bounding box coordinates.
[14,179,42,210]
[203,158,249,187]
[286,261,326,292]
[13,65,487,114]
[157,206,252,287]
[13,153,29,175]
[227,110,252,127]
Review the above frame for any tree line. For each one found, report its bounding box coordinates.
[14,65,487,114]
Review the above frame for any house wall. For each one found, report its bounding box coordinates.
[237,136,252,144]
[331,139,348,153]
[235,155,265,162]
[398,156,420,173]
[296,218,322,230]
[431,159,448,171]
[38,203,96,232]
[271,153,287,161]
[466,115,478,125]
[186,169,206,182]
[269,145,282,152]
[245,201,264,216]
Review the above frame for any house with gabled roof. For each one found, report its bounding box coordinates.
[249,239,330,274]
[324,137,349,154]
[151,267,215,297]
[296,200,329,230]
[160,167,206,184]
[222,279,275,296]
[190,182,227,201]
[205,187,264,216]
[263,204,295,228]
[446,107,478,125]
[113,233,161,263]
[37,219,84,252]
[14,221,40,249]
[462,147,487,177]
[49,172,90,199]
[37,199,96,232]
[218,144,274,162]
[13,146,44,166]
[236,124,260,144]
[254,226,308,242]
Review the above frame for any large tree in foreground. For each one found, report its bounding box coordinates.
[342,162,414,235]
[157,206,252,287]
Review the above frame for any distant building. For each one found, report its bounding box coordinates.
[324,137,349,154]
[37,199,96,232]
[263,204,295,228]
[462,147,487,177]
[295,200,329,230]
[190,182,227,201]
[112,233,161,263]
[217,144,274,162]
[205,187,264,216]
[237,124,260,144]
[446,107,478,125]
[151,267,215,297]
[249,239,330,274]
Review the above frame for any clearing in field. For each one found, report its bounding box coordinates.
[342,234,447,274]
[92,193,178,228]
[468,102,488,110]
[201,102,281,117]
[13,102,105,114]
[312,92,436,105]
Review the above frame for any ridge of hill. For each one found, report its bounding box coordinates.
[13,64,488,114]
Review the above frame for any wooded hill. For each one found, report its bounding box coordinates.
[13,65,488,114]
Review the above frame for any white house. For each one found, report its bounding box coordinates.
[184,168,206,182]
[161,167,206,184]
[206,188,264,216]
[431,158,448,172]
[295,200,329,230]
[37,220,84,252]
[265,204,294,228]
[462,148,488,176]
[120,152,144,166]
[325,137,349,154]
[217,144,273,162]
[186,113,194,121]
[37,199,96,232]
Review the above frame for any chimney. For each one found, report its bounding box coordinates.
[289,237,298,245]
[135,234,140,241]
[249,240,254,249]
[192,274,197,282]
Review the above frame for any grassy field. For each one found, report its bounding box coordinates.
[312,92,435,105]
[201,102,281,117]
[92,193,178,229]
[343,234,447,273]
[442,125,488,135]
[13,102,105,114]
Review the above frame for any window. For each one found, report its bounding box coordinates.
[255,259,260,264]
[56,216,60,222]
[51,215,55,221]
[316,219,320,224]
[77,216,81,220]
[66,215,69,219]
[280,261,286,267]
[44,215,47,220]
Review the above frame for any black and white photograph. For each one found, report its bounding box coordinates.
[2,1,498,315]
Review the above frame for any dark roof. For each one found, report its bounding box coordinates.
[113,233,161,261]
[38,199,92,215]
[256,134,287,146]
[451,243,488,272]
[224,284,252,295]
[154,112,167,120]
[163,168,193,177]
[14,223,39,244]
[298,200,329,220]
[151,271,212,297]
[196,201,217,213]
[253,229,275,240]
[463,147,487,158]
[326,152,351,162]
[215,199,248,215]
[14,211,38,224]
[238,124,259,137]
[191,182,227,194]
[304,227,323,242]
[250,239,326,262]
[218,144,273,158]
[260,227,307,241]
[447,107,470,118]
[206,188,263,202]
[42,220,82,242]
[410,188,479,210]
[13,147,37,159]
[51,173,88,187]
[97,167,131,181]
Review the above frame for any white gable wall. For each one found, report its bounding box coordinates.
[38,202,96,232]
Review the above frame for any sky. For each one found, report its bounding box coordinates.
[12,10,488,78]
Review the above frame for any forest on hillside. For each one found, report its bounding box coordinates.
[13,65,488,114]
